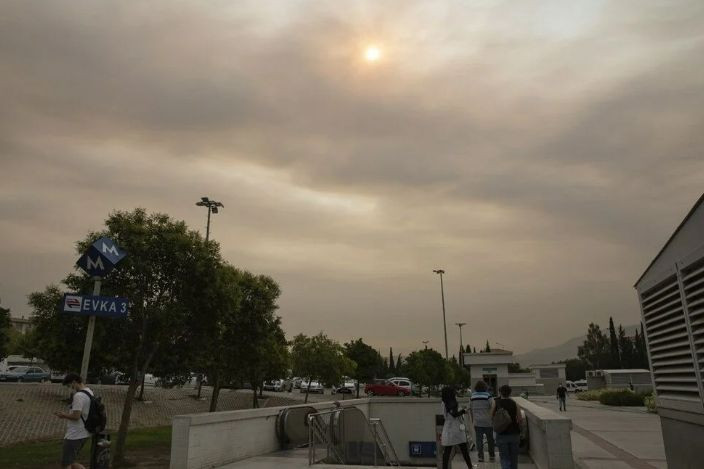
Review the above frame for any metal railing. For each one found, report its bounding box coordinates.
[370,418,400,467]
[307,408,400,467]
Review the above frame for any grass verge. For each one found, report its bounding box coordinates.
[0,426,171,469]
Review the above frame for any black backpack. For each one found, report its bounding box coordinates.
[79,390,107,434]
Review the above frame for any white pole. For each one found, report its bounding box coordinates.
[80,278,101,381]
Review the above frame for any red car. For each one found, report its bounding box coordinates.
[364,379,411,397]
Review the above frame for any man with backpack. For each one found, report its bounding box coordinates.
[54,373,95,469]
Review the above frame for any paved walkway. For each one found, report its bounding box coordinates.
[531,396,667,469]
[0,383,297,446]
[218,447,536,469]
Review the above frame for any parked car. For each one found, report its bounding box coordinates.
[0,366,51,383]
[364,379,411,397]
[332,379,357,394]
[299,381,324,394]
[292,377,303,389]
[263,380,289,392]
[50,370,67,383]
[388,377,413,393]
[573,379,588,392]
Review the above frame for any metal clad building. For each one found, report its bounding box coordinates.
[635,193,704,468]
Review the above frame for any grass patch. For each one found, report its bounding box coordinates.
[0,426,172,469]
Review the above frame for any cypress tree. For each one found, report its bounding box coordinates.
[608,317,620,368]
[484,340,491,352]
[389,347,395,373]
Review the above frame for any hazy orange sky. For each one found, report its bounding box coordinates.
[1,0,703,354]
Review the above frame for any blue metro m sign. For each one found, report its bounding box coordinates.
[76,237,127,277]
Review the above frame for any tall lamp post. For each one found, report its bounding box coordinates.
[433,269,449,360]
[194,196,223,399]
[195,196,224,241]
[456,322,467,366]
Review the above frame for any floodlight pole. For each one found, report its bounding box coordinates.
[456,322,466,366]
[80,277,101,381]
[433,269,449,360]
[206,206,212,242]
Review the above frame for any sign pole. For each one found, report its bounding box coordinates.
[80,277,102,381]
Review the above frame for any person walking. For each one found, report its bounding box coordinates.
[440,386,476,469]
[54,373,93,469]
[470,380,495,463]
[492,385,523,469]
[556,383,567,411]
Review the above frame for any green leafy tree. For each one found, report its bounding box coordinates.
[448,355,471,388]
[389,347,395,374]
[291,333,355,403]
[29,209,220,464]
[561,358,588,381]
[402,348,448,396]
[578,323,610,370]
[484,341,491,352]
[344,338,383,397]
[608,317,621,368]
[464,344,471,354]
[0,302,11,361]
[396,353,403,371]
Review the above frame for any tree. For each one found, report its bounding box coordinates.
[389,347,395,374]
[473,347,477,353]
[345,338,383,398]
[448,355,471,388]
[578,323,610,370]
[484,341,491,352]
[617,325,634,369]
[608,317,621,368]
[636,323,650,369]
[291,333,355,403]
[561,358,588,381]
[0,302,11,361]
[465,344,471,354]
[402,349,448,396]
[28,209,221,464]
[396,353,403,371]
[508,363,530,373]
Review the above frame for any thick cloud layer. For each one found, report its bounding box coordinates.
[1,0,703,354]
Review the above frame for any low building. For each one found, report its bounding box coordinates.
[463,349,545,395]
[586,369,652,393]
[10,316,32,335]
[635,193,704,468]
[529,364,567,395]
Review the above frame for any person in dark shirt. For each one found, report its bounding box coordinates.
[492,385,522,469]
[556,383,567,411]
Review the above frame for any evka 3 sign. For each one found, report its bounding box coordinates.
[63,294,129,318]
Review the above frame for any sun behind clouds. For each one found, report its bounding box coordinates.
[364,45,382,62]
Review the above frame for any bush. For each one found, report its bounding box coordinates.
[598,389,645,406]
[576,389,606,401]
[643,394,657,413]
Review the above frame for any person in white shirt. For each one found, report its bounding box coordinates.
[54,373,93,469]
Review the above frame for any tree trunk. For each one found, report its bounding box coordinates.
[113,352,141,464]
[259,382,264,398]
[209,373,221,412]
[252,387,258,408]
[356,381,360,399]
[138,373,146,401]
[197,373,203,399]
[304,378,312,404]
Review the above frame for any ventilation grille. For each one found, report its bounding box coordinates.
[681,257,704,385]
[640,275,700,401]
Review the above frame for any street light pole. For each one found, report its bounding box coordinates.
[433,269,448,360]
[456,322,466,367]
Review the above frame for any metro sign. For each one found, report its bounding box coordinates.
[76,237,126,277]
[62,294,128,318]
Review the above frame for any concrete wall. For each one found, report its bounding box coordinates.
[515,397,574,469]
[658,408,704,469]
[171,396,574,469]
[170,399,370,469]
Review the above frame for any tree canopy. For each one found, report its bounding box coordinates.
[291,333,355,403]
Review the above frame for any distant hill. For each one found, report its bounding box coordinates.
[515,324,639,367]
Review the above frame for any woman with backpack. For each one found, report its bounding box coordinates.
[492,384,523,469]
[440,386,476,469]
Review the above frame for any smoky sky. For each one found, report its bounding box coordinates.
[1,0,703,355]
